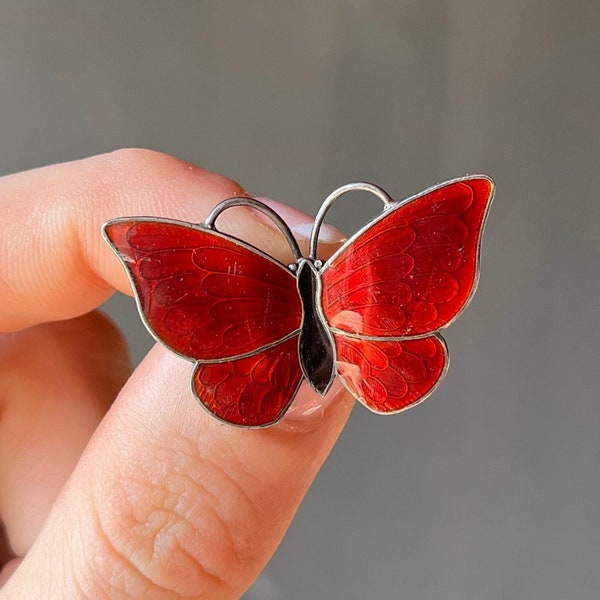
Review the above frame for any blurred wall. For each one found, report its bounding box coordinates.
[1,2,600,598]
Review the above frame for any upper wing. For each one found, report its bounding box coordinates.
[103,218,302,361]
[320,177,493,338]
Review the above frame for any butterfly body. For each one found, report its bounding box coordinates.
[295,258,336,395]
[103,176,493,427]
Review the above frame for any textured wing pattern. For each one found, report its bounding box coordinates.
[321,178,492,338]
[104,219,302,360]
[335,335,447,413]
[193,335,303,426]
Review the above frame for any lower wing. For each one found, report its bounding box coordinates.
[193,335,303,427]
[334,334,448,413]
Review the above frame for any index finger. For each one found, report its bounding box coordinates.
[0,149,262,332]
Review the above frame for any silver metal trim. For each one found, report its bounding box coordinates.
[309,182,394,260]
[204,196,303,261]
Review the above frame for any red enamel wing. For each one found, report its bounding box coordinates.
[103,176,493,427]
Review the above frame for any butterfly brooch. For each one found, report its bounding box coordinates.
[103,176,493,427]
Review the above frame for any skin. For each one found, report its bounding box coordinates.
[0,149,353,599]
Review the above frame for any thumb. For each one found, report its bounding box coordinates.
[4,347,353,599]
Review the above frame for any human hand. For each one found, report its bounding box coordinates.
[0,150,352,599]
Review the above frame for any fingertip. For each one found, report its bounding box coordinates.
[278,379,353,433]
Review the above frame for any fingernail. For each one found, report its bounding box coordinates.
[254,197,346,244]
[279,378,351,433]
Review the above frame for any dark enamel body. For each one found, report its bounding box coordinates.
[296,260,336,395]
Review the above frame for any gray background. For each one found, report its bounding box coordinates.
[1,1,599,599]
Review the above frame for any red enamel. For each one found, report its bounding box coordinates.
[321,178,492,337]
[193,335,303,426]
[104,219,302,360]
[335,335,447,413]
